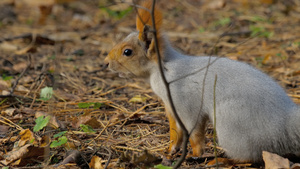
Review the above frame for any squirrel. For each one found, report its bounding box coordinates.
[104,0,300,163]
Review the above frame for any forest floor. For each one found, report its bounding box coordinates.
[0,0,300,168]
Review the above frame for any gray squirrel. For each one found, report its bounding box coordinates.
[104,0,300,162]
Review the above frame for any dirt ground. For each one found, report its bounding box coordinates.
[0,0,300,168]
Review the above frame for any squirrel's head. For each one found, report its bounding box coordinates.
[104,0,162,79]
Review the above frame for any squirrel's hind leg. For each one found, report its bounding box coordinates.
[167,111,183,155]
[189,118,207,157]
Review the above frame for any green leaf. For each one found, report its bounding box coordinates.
[34,115,50,132]
[53,131,67,138]
[2,167,9,169]
[78,102,94,108]
[102,7,133,19]
[215,17,231,26]
[80,124,96,133]
[93,102,102,109]
[50,136,68,148]
[78,102,102,109]
[154,164,173,169]
[2,74,13,81]
[40,87,53,101]
[249,25,273,38]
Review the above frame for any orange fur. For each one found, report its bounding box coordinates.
[136,0,163,40]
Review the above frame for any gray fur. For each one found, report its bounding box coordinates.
[148,39,300,162]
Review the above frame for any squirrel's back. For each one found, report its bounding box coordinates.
[150,47,300,162]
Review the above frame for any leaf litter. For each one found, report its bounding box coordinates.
[0,0,299,168]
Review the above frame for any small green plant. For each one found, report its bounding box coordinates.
[249,25,273,38]
[50,136,68,148]
[154,164,172,169]
[198,27,205,33]
[34,115,50,132]
[78,102,102,109]
[2,74,13,81]
[48,54,56,60]
[215,17,231,27]
[50,131,68,148]
[102,7,133,19]
[40,86,53,101]
[80,124,96,133]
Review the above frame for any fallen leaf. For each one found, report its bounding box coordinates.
[16,85,30,93]
[1,143,48,166]
[207,0,226,9]
[12,62,28,72]
[1,108,16,116]
[0,42,18,52]
[129,95,148,103]
[18,129,36,147]
[118,150,161,167]
[206,157,234,167]
[85,117,101,129]
[0,79,10,90]
[48,32,81,42]
[54,89,81,101]
[292,163,300,169]
[89,156,104,169]
[263,151,290,169]
[35,111,65,129]
[0,125,10,135]
[1,144,31,165]
[56,150,81,166]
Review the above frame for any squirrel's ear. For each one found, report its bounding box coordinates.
[140,25,156,57]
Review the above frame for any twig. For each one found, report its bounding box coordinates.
[213,75,218,168]
[149,0,189,168]
[0,115,24,130]
[103,146,112,169]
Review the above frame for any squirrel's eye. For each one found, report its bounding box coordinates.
[123,49,133,56]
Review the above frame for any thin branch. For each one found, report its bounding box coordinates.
[149,0,189,168]
[213,74,218,168]
[103,146,112,169]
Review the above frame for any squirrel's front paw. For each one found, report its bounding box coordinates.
[168,145,181,156]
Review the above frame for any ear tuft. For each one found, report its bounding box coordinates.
[136,0,162,40]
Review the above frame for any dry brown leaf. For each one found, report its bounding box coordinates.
[12,62,28,72]
[1,144,31,165]
[292,163,300,169]
[1,108,16,116]
[71,115,92,129]
[0,125,10,135]
[0,42,18,52]
[207,0,226,9]
[0,79,10,91]
[89,156,104,169]
[18,129,36,147]
[48,32,81,42]
[206,157,234,167]
[109,113,126,124]
[56,150,81,166]
[2,143,49,166]
[54,89,81,101]
[85,117,101,129]
[263,151,290,169]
